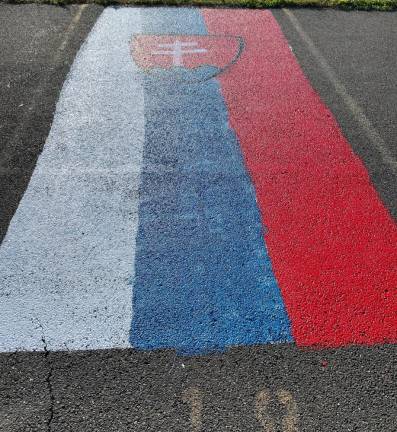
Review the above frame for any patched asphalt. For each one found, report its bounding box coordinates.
[0,5,396,431]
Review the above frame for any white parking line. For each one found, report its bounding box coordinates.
[283,8,397,174]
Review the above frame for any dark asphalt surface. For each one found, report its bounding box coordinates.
[0,4,103,244]
[274,8,397,220]
[0,5,396,431]
[3,345,396,431]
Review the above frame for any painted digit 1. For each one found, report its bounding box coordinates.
[255,389,276,432]
[182,387,203,432]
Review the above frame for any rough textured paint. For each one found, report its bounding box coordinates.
[132,35,241,70]
[203,9,397,346]
[0,8,145,351]
[130,8,292,354]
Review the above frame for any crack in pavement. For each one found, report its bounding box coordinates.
[42,339,55,432]
[35,319,55,432]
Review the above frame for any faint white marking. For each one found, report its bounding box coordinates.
[57,4,88,55]
[2,4,89,169]
[182,387,203,432]
[256,388,299,431]
[255,389,275,432]
[283,8,397,174]
[277,390,299,432]
[152,40,207,66]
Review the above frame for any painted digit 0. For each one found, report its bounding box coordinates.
[255,389,299,431]
[277,390,299,432]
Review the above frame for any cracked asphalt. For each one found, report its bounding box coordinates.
[0,4,396,431]
[2,346,396,431]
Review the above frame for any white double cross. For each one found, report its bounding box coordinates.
[152,40,207,67]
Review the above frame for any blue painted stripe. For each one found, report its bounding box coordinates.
[130,9,292,354]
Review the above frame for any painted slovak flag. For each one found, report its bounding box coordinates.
[0,8,396,355]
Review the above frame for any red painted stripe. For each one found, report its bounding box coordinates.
[202,9,397,347]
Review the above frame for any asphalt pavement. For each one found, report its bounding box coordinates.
[274,8,397,219]
[0,5,396,431]
[0,4,103,244]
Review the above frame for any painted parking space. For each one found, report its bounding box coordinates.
[0,7,396,355]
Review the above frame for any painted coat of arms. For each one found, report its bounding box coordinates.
[131,35,243,80]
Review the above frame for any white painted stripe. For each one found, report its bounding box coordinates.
[283,8,397,173]
[0,8,145,351]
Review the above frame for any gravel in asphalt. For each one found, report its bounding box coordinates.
[0,5,396,432]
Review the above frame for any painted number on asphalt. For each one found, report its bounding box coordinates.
[182,387,203,432]
[256,389,299,432]
[183,387,299,431]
